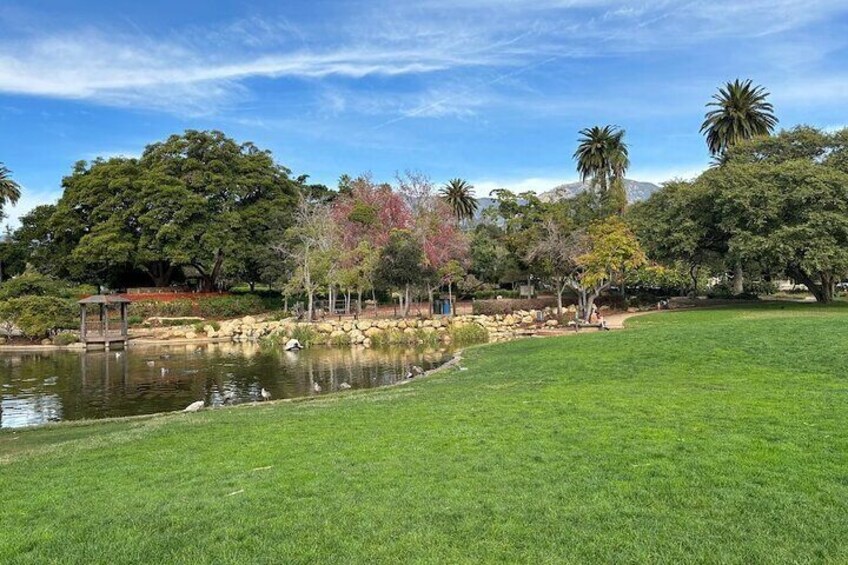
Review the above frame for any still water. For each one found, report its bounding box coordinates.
[0,342,453,429]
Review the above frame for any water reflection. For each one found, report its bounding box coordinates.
[0,342,452,429]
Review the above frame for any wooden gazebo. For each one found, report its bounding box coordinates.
[78,295,131,349]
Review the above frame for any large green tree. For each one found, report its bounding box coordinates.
[628,180,727,295]
[704,127,848,302]
[375,229,425,317]
[42,131,300,290]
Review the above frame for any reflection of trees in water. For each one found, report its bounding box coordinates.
[0,344,453,428]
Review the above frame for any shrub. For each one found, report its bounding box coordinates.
[0,273,69,300]
[197,295,259,318]
[128,294,281,320]
[472,289,521,300]
[127,315,144,326]
[414,329,440,346]
[53,332,79,346]
[449,323,489,346]
[0,296,78,339]
[472,298,558,316]
[290,325,317,347]
[128,299,195,318]
[329,332,351,346]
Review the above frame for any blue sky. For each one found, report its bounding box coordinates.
[1,0,846,227]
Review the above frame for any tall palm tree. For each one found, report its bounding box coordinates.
[700,79,778,157]
[0,163,22,216]
[701,80,778,295]
[439,178,478,221]
[573,126,629,214]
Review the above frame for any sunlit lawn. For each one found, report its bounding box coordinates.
[2,304,848,563]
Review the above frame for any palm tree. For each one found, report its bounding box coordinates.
[701,80,778,295]
[0,163,21,213]
[439,178,478,221]
[573,125,629,214]
[700,79,778,157]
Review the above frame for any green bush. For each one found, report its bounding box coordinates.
[0,273,70,300]
[53,332,79,346]
[128,299,195,318]
[329,332,352,346]
[290,325,317,347]
[128,294,281,320]
[158,318,203,327]
[472,298,558,316]
[127,315,144,326]
[0,296,78,339]
[449,323,489,346]
[197,295,271,318]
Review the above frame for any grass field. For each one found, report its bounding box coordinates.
[2,305,848,563]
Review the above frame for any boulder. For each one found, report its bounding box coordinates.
[545,319,559,327]
[185,331,198,340]
[364,327,383,338]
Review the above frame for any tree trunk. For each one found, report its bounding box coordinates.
[732,260,744,295]
[197,250,225,292]
[357,289,363,315]
[793,268,834,303]
[403,284,411,317]
[555,280,564,318]
[576,290,588,321]
[307,289,314,322]
[146,262,175,288]
[447,282,453,316]
[248,281,256,292]
[689,263,700,297]
[428,286,435,318]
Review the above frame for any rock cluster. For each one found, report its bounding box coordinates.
[149,309,562,347]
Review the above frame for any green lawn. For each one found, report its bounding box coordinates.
[3,305,848,563]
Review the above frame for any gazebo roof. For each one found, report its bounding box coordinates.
[78,294,132,305]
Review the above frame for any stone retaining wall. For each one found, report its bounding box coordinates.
[157,309,563,347]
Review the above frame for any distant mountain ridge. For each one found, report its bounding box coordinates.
[473,178,661,219]
[538,179,661,203]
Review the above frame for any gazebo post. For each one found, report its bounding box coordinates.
[104,302,110,349]
[120,303,128,349]
[80,304,87,343]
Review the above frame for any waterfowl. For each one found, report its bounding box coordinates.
[183,400,204,413]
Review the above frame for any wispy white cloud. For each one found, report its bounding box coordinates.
[0,0,844,117]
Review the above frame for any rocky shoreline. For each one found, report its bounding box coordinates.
[149,308,566,347]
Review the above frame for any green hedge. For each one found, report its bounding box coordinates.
[128,294,283,320]
[0,296,78,339]
[472,298,558,316]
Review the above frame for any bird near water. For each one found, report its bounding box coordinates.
[313,382,322,393]
[183,400,204,413]
[339,382,352,390]
[260,388,272,401]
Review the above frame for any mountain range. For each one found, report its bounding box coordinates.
[474,178,662,218]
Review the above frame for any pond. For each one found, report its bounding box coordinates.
[0,343,454,429]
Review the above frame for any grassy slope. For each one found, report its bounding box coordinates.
[2,305,848,564]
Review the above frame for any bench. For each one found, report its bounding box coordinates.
[567,320,610,332]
